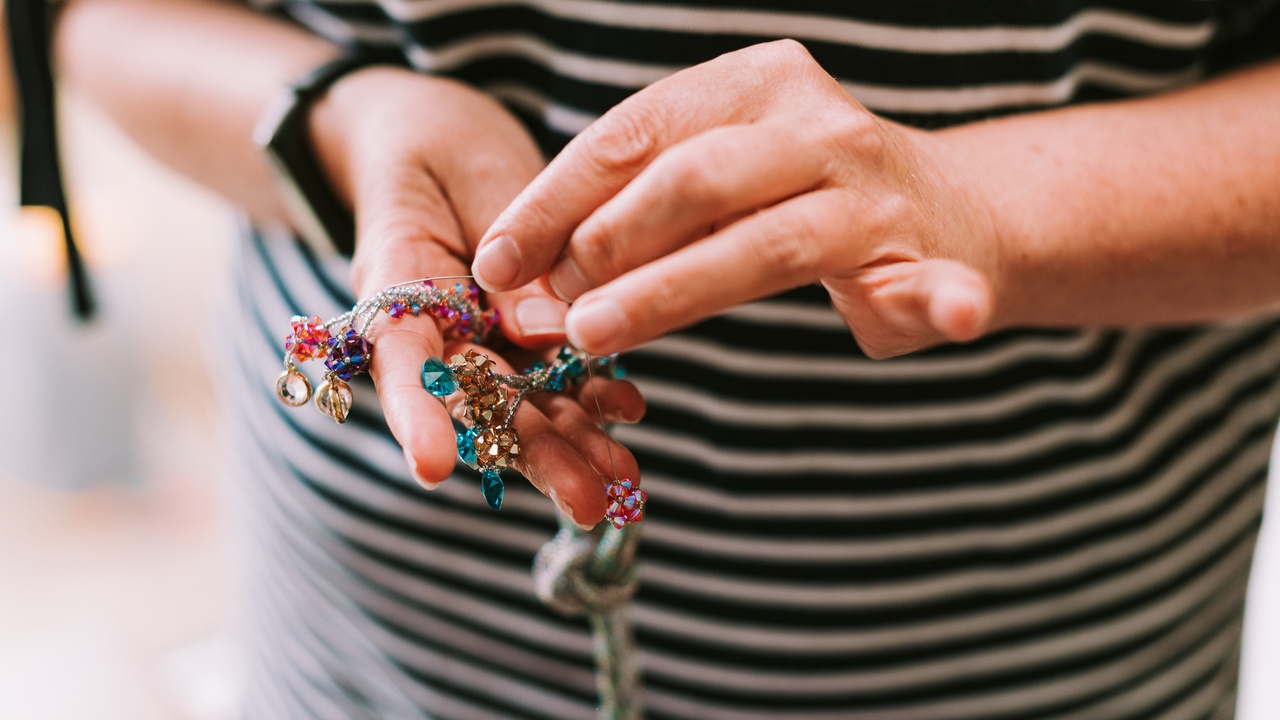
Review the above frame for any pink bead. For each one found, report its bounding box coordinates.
[284,315,330,361]
[604,478,646,529]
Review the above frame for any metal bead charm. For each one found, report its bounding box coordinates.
[276,274,497,422]
[275,367,313,407]
[314,377,354,424]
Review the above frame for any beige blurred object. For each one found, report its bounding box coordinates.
[0,71,241,720]
[0,0,12,120]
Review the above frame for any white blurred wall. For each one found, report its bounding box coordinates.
[0,81,241,720]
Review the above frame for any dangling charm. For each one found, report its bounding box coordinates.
[456,426,480,469]
[284,315,331,362]
[480,469,505,510]
[315,376,354,424]
[423,347,628,513]
[605,478,646,529]
[274,275,498,418]
[324,328,372,381]
[275,365,313,407]
[421,356,457,397]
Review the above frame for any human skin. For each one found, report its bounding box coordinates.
[54,0,643,527]
[472,40,1280,359]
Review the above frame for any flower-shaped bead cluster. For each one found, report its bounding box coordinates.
[284,315,331,362]
[605,478,647,529]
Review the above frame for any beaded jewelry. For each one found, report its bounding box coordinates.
[274,276,649,718]
[422,347,645,522]
[275,277,498,423]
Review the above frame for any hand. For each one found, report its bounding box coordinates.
[309,67,642,526]
[473,40,1003,359]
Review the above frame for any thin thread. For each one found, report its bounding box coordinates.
[386,274,476,289]
[585,359,621,483]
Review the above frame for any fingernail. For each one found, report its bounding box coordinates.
[473,235,521,291]
[548,256,591,302]
[567,297,628,352]
[546,487,597,530]
[515,296,567,336]
[602,404,642,424]
[932,283,988,341]
[404,447,441,490]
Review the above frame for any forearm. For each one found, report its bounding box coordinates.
[942,59,1280,330]
[53,0,338,221]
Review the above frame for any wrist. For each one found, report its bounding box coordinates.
[925,122,1029,333]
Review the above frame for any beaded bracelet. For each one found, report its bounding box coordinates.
[275,277,498,423]
[273,276,646,527]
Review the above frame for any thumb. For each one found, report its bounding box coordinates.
[917,259,993,343]
[487,283,569,349]
[836,258,993,356]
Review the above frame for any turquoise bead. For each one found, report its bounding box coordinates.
[481,469,504,510]
[421,357,457,396]
[456,427,479,469]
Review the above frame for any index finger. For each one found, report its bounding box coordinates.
[353,164,473,484]
[472,40,806,293]
[370,315,458,483]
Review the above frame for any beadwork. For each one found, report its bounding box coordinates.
[605,478,647,529]
[275,277,499,423]
[424,347,627,512]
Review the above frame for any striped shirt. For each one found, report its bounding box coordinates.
[226,2,1280,718]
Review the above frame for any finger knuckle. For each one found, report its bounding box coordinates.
[501,193,560,243]
[731,39,818,91]
[750,201,836,275]
[765,38,815,69]
[569,216,622,279]
[581,108,661,177]
[645,278,685,324]
[659,140,736,216]
[826,111,885,161]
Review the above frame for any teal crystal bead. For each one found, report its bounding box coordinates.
[546,372,566,392]
[456,427,479,469]
[480,469,504,510]
[421,357,457,396]
[608,359,626,379]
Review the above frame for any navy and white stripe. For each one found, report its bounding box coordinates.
[227,2,1280,718]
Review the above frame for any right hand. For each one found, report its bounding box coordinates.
[307,66,643,527]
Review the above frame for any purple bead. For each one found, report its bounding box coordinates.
[324,328,372,380]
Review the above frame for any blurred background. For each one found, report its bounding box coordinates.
[1,13,239,719]
[1,10,1278,720]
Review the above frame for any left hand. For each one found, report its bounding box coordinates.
[473,40,1003,359]
[309,66,643,526]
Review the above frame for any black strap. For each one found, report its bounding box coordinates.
[7,0,95,321]
[274,50,377,257]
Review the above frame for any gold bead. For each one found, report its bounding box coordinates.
[315,378,353,424]
[275,368,312,407]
